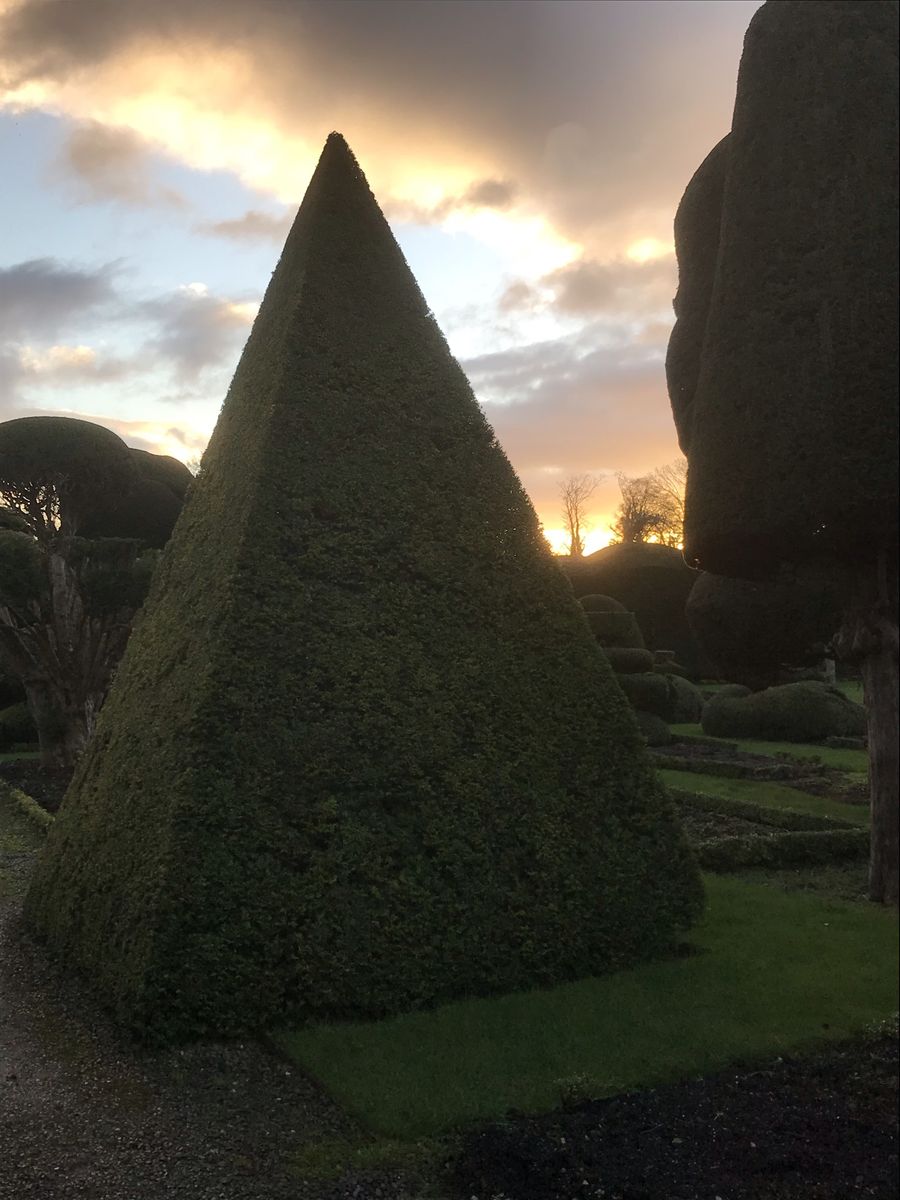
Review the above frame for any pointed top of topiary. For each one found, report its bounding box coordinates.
[26,137,702,1041]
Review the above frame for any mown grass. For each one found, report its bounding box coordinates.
[668,724,868,775]
[0,749,40,763]
[276,875,898,1138]
[658,767,868,826]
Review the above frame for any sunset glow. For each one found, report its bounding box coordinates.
[0,0,763,535]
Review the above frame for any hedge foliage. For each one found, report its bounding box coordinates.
[80,449,193,549]
[702,682,867,743]
[669,0,898,576]
[25,134,703,1041]
[686,568,843,690]
[696,830,869,872]
[669,787,856,832]
[601,647,654,675]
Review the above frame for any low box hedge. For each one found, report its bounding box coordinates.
[669,786,856,831]
[696,829,868,872]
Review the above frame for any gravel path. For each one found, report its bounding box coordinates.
[0,820,421,1200]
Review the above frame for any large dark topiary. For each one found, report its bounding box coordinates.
[687,569,843,691]
[80,449,193,549]
[25,135,702,1040]
[701,682,867,743]
[668,0,898,902]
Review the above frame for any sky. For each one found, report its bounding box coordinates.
[0,0,762,552]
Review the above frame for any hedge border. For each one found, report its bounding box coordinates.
[0,779,53,833]
[669,786,857,831]
[695,829,869,871]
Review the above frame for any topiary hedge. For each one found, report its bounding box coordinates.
[633,711,672,747]
[583,609,645,648]
[563,543,711,677]
[25,134,703,1043]
[695,829,869,872]
[670,787,856,831]
[602,647,654,674]
[702,682,867,743]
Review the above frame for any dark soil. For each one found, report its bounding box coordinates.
[660,741,811,768]
[0,760,71,814]
[451,1034,899,1200]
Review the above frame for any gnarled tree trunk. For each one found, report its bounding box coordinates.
[0,548,133,773]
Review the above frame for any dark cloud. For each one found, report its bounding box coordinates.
[0,257,120,339]
[0,0,763,247]
[54,119,186,207]
[196,209,293,242]
[499,254,676,318]
[140,286,255,379]
[382,177,520,225]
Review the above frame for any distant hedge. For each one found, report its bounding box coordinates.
[563,543,710,676]
[696,829,869,872]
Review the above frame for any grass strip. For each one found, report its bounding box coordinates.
[275,876,898,1138]
[659,767,868,826]
[670,787,856,831]
[668,725,869,774]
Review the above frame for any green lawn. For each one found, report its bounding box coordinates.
[276,876,898,1138]
[668,724,869,775]
[0,749,39,763]
[658,767,869,826]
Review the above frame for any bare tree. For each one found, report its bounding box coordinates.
[650,457,688,547]
[610,460,687,547]
[559,473,601,557]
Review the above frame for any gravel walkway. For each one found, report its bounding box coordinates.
[0,823,420,1200]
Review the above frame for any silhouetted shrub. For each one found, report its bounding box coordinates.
[618,672,671,718]
[564,543,709,676]
[686,570,843,691]
[0,702,36,749]
[602,647,654,674]
[702,682,867,743]
[667,673,704,723]
[634,710,672,746]
[579,593,627,613]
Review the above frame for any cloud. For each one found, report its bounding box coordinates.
[383,176,520,225]
[139,282,257,379]
[498,253,676,319]
[0,257,119,339]
[53,118,186,206]
[0,0,763,258]
[196,208,293,241]
[464,321,681,485]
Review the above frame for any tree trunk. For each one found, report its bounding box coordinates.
[22,678,93,774]
[1,547,132,774]
[861,631,899,904]
[835,554,899,906]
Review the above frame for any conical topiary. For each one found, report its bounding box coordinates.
[25,135,703,1040]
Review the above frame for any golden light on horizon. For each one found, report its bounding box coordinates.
[625,237,673,264]
[542,526,614,556]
